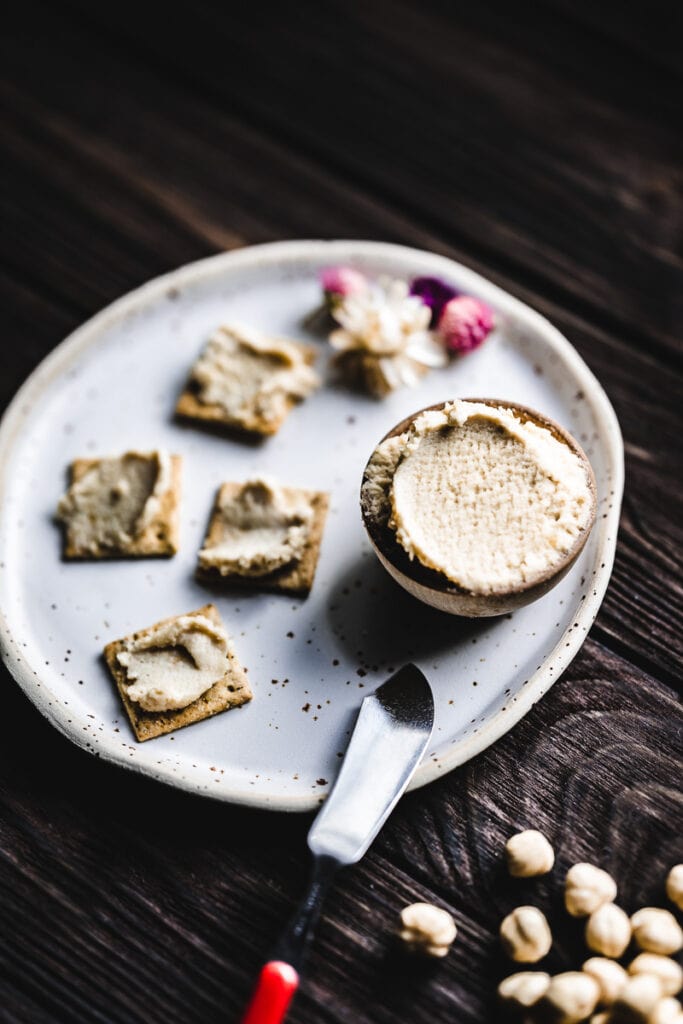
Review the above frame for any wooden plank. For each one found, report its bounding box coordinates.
[0,3,681,1023]
[543,0,683,76]
[0,641,680,1023]
[28,0,679,365]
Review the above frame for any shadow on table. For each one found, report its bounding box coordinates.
[0,661,309,844]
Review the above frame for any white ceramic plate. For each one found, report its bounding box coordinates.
[0,241,623,810]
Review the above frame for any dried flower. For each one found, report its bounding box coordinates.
[438,296,495,354]
[409,276,459,325]
[320,265,367,300]
[330,277,447,397]
[305,266,369,333]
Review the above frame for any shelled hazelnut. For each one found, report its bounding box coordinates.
[628,953,682,997]
[505,830,555,878]
[610,974,663,1022]
[536,971,600,1023]
[500,906,552,963]
[398,902,457,958]
[649,997,683,1024]
[582,957,628,1005]
[630,909,683,956]
[565,864,618,918]
[585,904,632,958]
[666,866,683,912]
[497,971,551,1009]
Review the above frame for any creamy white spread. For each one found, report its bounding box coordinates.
[117,613,231,712]
[191,325,319,426]
[199,479,313,577]
[362,400,593,595]
[57,451,171,553]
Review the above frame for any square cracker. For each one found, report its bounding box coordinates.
[103,603,252,742]
[62,454,182,559]
[175,336,318,437]
[197,483,329,596]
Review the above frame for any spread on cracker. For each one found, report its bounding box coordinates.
[104,604,252,741]
[176,325,319,436]
[57,450,181,558]
[197,478,328,596]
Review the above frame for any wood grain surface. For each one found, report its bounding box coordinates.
[1,2,681,1021]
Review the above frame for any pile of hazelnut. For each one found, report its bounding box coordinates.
[398,835,683,1023]
[498,833,683,1022]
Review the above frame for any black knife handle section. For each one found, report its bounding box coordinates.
[270,855,341,971]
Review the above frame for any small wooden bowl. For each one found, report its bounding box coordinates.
[360,399,597,617]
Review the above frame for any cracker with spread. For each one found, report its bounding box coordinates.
[196,478,329,596]
[176,325,320,436]
[56,450,181,559]
[103,603,252,741]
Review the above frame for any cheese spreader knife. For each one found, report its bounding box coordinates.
[240,663,434,1024]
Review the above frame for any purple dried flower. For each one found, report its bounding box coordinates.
[409,276,459,325]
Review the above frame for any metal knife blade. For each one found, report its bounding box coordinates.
[307,663,434,865]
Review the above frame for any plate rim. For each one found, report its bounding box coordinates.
[0,239,624,811]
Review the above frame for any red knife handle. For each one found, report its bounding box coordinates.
[240,961,300,1024]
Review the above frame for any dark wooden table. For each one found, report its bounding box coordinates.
[2,2,681,1021]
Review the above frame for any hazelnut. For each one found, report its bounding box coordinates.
[497,971,551,1009]
[565,863,618,917]
[666,866,683,912]
[649,997,683,1024]
[398,902,457,957]
[631,909,683,956]
[611,974,663,1022]
[628,953,682,997]
[583,957,628,1005]
[585,903,632,958]
[505,830,555,878]
[536,971,600,1023]
[500,906,552,963]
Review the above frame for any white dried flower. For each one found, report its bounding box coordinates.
[398,902,457,957]
[565,863,618,917]
[505,830,555,878]
[329,277,447,396]
[631,908,683,955]
[500,905,552,963]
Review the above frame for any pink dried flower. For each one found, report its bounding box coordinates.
[320,265,367,298]
[438,296,495,354]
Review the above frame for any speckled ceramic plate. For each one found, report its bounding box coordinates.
[0,241,623,810]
